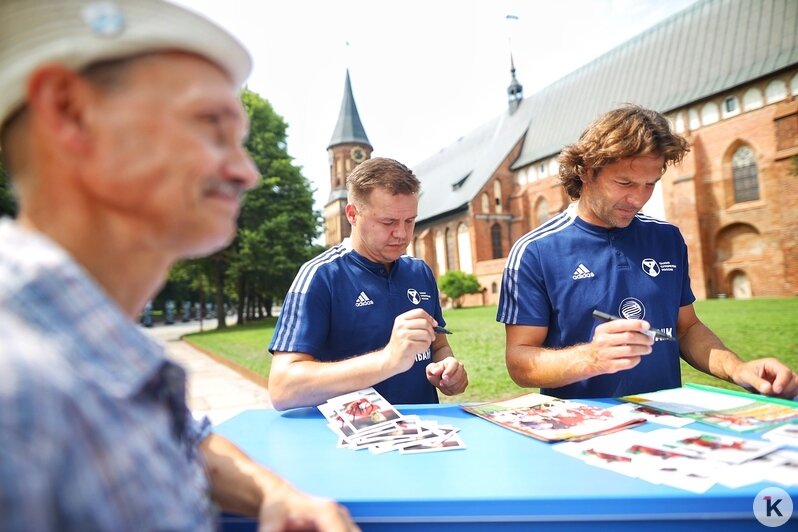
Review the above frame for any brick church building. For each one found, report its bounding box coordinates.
[324,0,798,306]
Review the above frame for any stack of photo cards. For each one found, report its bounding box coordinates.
[318,387,465,454]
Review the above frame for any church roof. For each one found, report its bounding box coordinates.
[512,0,798,170]
[414,0,798,223]
[328,70,372,150]
[415,101,535,223]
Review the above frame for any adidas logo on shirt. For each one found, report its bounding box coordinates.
[572,263,595,280]
[355,291,374,307]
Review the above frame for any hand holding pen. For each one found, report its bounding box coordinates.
[592,310,675,341]
[581,309,660,376]
[384,308,439,375]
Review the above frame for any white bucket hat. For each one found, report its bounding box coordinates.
[0,0,252,129]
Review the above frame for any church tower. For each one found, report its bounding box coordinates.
[507,51,523,113]
[324,69,373,246]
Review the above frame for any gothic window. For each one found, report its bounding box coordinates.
[731,146,759,203]
[445,227,457,271]
[481,192,490,213]
[493,180,503,214]
[491,223,502,259]
[457,223,473,274]
[435,230,446,275]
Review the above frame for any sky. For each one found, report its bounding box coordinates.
[172,0,699,213]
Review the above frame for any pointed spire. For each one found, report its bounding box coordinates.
[504,14,523,114]
[507,51,523,113]
[328,69,372,149]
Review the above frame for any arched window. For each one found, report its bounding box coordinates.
[732,146,759,203]
[742,88,763,111]
[688,108,700,130]
[491,282,498,294]
[493,180,503,214]
[673,112,685,133]
[700,102,719,125]
[765,79,787,104]
[481,192,490,213]
[445,227,457,271]
[435,230,446,275]
[491,223,502,259]
[730,270,753,299]
[457,223,473,274]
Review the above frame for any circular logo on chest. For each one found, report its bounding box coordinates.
[407,289,421,305]
[619,297,646,320]
[642,258,661,277]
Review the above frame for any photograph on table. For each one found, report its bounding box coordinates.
[641,427,783,465]
[327,388,403,434]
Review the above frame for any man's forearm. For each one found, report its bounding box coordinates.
[506,343,598,389]
[678,321,742,382]
[200,434,283,517]
[269,350,395,410]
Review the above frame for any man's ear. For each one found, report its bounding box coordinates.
[345,203,358,225]
[25,65,95,154]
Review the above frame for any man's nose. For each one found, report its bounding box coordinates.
[224,146,259,191]
[628,187,653,209]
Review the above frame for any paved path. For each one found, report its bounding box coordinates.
[142,322,272,425]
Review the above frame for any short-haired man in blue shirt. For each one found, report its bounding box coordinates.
[0,1,354,530]
[269,157,468,410]
[498,104,798,400]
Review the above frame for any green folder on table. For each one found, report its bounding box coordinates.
[621,384,798,433]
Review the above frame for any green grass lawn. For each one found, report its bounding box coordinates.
[185,298,798,403]
[185,317,278,377]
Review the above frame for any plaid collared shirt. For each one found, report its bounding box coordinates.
[0,219,215,531]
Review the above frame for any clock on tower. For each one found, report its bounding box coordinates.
[351,146,366,163]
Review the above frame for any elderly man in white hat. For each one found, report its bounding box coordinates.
[0,1,356,530]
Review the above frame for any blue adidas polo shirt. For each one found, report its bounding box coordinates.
[269,240,443,404]
[497,204,695,399]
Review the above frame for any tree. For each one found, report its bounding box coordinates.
[229,89,321,323]
[438,271,482,308]
[163,88,321,328]
[0,160,17,217]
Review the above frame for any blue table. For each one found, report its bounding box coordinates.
[215,402,797,530]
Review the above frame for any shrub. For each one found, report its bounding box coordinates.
[438,271,482,308]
